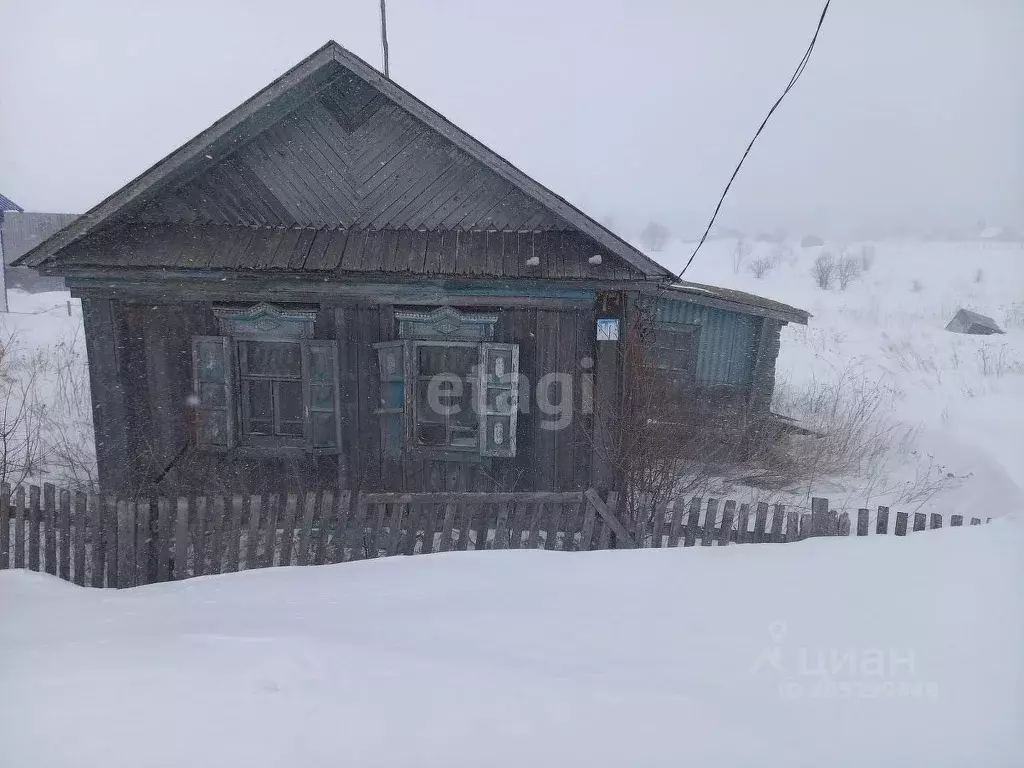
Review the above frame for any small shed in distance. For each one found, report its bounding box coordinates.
[945,309,1004,336]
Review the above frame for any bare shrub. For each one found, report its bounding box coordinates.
[977,343,1023,378]
[0,332,48,487]
[40,329,97,491]
[639,221,670,252]
[910,279,923,293]
[836,254,862,290]
[1002,301,1024,328]
[772,365,902,488]
[747,256,774,279]
[811,252,836,289]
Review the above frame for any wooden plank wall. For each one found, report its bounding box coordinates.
[82,295,597,495]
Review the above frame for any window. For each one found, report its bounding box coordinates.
[191,304,340,453]
[375,307,519,458]
[652,323,699,392]
[414,342,478,448]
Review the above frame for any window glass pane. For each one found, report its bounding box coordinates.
[200,382,226,408]
[417,423,446,446]
[244,341,301,377]
[484,415,513,453]
[416,380,446,424]
[277,381,303,422]
[451,381,475,427]
[311,384,334,411]
[310,345,334,382]
[246,380,272,420]
[197,342,224,382]
[446,347,476,376]
[312,412,336,447]
[486,348,514,381]
[486,386,514,413]
[417,345,445,377]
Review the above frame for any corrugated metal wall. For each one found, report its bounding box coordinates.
[653,297,760,387]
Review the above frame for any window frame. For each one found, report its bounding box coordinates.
[192,304,341,455]
[410,339,482,453]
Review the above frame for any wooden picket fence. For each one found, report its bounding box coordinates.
[0,483,989,588]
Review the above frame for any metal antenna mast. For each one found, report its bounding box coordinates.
[379,0,390,77]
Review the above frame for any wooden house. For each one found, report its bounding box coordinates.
[16,41,808,495]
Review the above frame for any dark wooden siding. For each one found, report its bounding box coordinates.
[80,293,596,494]
[129,74,565,233]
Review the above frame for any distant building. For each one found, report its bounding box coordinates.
[1,211,79,294]
[945,309,1004,336]
[800,235,824,248]
[0,193,25,311]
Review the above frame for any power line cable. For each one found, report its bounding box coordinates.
[677,0,832,278]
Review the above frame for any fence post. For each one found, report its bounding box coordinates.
[929,513,942,530]
[701,499,718,546]
[28,484,41,571]
[951,515,963,527]
[58,488,71,581]
[43,483,56,575]
[810,497,829,537]
[73,492,87,586]
[876,506,890,535]
[753,502,768,543]
[719,501,735,546]
[912,513,926,533]
[174,497,190,580]
[895,511,908,536]
[0,483,9,570]
[116,500,135,588]
[856,509,869,536]
[736,503,750,544]
[13,486,26,569]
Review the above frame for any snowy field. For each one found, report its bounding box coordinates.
[1,515,1020,767]
[0,243,1022,766]
[653,238,1024,520]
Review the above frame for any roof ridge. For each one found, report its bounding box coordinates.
[15,40,672,279]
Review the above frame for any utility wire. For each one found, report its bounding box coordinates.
[678,0,832,278]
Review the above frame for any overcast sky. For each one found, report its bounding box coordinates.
[1,0,1021,237]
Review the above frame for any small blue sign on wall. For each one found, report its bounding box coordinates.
[596,318,620,341]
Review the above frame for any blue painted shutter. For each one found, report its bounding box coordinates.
[302,340,341,451]
[479,343,519,457]
[375,340,411,457]
[191,335,234,449]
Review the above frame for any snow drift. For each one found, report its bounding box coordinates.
[1,516,1020,768]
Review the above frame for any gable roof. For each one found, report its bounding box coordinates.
[17,41,673,280]
[0,193,22,213]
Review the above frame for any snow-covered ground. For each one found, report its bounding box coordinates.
[1,515,1020,767]
[1,246,1021,767]
[651,238,1024,520]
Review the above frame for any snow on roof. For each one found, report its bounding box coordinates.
[0,192,23,213]
[662,281,810,324]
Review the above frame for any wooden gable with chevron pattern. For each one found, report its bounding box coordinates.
[21,42,671,282]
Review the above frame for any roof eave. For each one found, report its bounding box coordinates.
[14,42,343,269]
[652,283,810,325]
